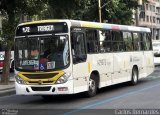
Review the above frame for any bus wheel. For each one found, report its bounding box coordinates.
[85,74,97,97]
[130,67,138,85]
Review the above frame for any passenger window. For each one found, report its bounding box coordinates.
[71,32,87,63]
[99,30,112,52]
[86,30,99,53]
[123,32,133,51]
[133,33,141,51]
[112,31,124,52]
[143,33,152,50]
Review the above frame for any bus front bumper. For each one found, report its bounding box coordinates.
[15,80,74,95]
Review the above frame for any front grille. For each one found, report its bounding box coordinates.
[31,86,51,91]
[28,81,54,84]
[23,73,58,79]
[43,81,54,84]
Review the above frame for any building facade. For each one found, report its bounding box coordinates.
[138,0,160,40]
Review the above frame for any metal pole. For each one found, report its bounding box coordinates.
[136,0,143,26]
[151,9,154,40]
[98,0,112,23]
[135,8,139,26]
[98,0,102,23]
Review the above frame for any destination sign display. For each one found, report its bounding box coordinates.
[16,22,68,36]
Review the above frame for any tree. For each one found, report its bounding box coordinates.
[0,0,47,84]
[45,0,139,25]
[103,0,139,24]
[39,0,89,20]
[82,0,139,24]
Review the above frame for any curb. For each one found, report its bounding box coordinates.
[0,88,16,97]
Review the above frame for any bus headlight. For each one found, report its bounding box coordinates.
[55,73,71,84]
[15,75,26,84]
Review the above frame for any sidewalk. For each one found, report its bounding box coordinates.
[0,76,15,97]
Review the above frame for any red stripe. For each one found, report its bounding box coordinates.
[112,25,120,30]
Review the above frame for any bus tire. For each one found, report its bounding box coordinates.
[85,74,98,97]
[130,67,138,85]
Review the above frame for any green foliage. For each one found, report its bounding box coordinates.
[103,0,137,24]
[0,0,47,43]
[100,0,138,24]
[43,0,88,20]
[40,0,139,25]
[0,0,141,83]
[0,0,47,83]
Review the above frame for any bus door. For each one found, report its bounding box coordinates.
[112,31,127,84]
[99,30,113,86]
[142,33,154,75]
[71,30,88,93]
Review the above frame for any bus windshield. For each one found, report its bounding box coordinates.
[15,35,69,71]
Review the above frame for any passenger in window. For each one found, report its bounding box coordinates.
[39,47,52,70]
[43,48,51,58]
[31,49,39,59]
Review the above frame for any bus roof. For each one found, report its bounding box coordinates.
[18,19,151,33]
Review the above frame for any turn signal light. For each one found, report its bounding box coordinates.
[58,87,68,91]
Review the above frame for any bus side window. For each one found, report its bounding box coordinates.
[143,33,152,50]
[147,33,152,50]
[86,30,99,53]
[99,30,112,52]
[71,32,87,63]
[133,32,144,51]
[112,31,124,52]
[123,32,133,51]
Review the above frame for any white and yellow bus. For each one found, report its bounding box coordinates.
[14,20,154,98]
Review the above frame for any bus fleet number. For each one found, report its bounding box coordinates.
[22,27,30,33]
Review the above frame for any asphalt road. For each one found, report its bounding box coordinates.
[1,67,160,115]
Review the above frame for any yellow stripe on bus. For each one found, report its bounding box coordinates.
[20,20,61,25]
[17,71,64,85]
[88,62,91,73]
[81,22,102,28]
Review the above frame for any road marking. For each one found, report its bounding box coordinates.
[146,75,160,80]
[63,83,160,115]
[77,99,98,107]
